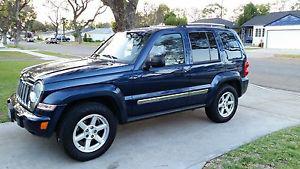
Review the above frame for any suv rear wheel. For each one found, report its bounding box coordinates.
[205,85,238,123]
[58,102,117,161]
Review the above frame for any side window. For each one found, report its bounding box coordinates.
[207,32,219,61]
[149,34,184,66]
[189,32,220,63]
[189,32,210,63]
[219,31,242,59]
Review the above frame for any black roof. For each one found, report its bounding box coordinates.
[243,10,300,27]
[192,18,238,29]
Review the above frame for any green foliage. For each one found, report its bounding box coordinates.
[135,3,171,27]
[236,3,270,26]
[27,20,46,32]
[94,22,111,28]
[111,21,117,32]
[164,11,187,26]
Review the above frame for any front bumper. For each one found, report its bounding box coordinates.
[7,94,51,137]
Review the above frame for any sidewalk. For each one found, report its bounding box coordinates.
[0,48,62,60]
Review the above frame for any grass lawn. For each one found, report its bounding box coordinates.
[35,50,76,59]
[0,51,44,123]
[204,125,300,169]
[274,54,300,59]
[0,51,38,61]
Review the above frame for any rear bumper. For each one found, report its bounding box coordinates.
[240,77,249,96]
[7,94,56,137]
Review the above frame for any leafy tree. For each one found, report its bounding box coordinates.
[202,3,227,18]
[101,0,139,31]
[135,3,170,28]
[27,20,47,32]
[0,0,13,45]
[256,4,270,15]
[236,3,270,27]
[164,11,187,26]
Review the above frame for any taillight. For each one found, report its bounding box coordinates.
[244,60,249,77]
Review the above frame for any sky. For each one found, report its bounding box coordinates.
[32,0,298,24]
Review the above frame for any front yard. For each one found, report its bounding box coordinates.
[0,51,44,122]
[204,125,300,169]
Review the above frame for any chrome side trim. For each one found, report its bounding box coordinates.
[137,89,208,105]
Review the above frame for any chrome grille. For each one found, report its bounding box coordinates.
[17,80,33,108]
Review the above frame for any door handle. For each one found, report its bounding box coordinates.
[129,75,140,80]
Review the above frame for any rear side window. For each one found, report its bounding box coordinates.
[189,32,220,63]
[219,31,242,59]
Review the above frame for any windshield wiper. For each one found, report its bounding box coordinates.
[90,53,118,63]
[102,54,118,60]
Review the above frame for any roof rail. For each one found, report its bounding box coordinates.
[186,23,227,28]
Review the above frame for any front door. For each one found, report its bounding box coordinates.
[128,33,190,117]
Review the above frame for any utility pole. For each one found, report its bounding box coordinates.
[62,17,66,41]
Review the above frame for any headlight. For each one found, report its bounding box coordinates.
[29,81,44,108]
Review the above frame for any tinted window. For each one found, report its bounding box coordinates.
[207,32,219,61]
[149,34,184,66]
[189,32,219,63]
[189,32,210,62]
[219,31,242,59]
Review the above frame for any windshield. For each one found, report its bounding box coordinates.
[92,32,151,64]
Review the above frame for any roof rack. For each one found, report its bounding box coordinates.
[186,23,227,28]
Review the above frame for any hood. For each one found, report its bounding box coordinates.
[21,58,127,84]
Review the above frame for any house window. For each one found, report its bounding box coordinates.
[249,29,253,37]
[262,28,265,37]
[255,29,259,37]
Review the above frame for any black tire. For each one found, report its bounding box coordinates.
[205,85,238,123]
[58,102,117,161]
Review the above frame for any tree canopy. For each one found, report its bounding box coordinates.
[236,3,270,26]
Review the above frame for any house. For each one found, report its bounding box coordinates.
[242,10,300,49]
[82,28,114,41]
[192,18,238,29]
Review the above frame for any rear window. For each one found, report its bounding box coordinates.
[219,31,242,59]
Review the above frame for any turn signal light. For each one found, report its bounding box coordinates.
[40,122,49,130]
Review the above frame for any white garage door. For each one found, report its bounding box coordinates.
[266,29,300,49]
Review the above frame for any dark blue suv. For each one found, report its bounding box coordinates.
[7,25,249,161]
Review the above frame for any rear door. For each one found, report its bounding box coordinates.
[186,30,225,106]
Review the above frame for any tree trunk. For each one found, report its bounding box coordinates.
[75,29,82,44]
[14,0,21,46]
[2,32,7,45]
[55,26,58,38]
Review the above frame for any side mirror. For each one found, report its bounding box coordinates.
[143,54,165,70]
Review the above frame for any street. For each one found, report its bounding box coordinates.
[0,84,299,169]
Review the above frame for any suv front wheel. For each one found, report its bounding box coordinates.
[58,102,117,161]
[205,85,238,123]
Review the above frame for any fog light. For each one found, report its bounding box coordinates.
[40,122,48,130]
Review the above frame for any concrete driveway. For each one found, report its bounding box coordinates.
[0,84,299,169]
